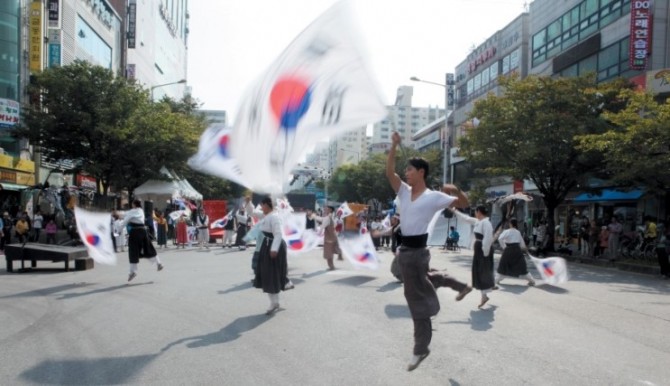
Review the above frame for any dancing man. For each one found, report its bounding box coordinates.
[124,199,164,282]
[386,131,471,371]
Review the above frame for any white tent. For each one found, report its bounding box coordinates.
[133,179,183,203]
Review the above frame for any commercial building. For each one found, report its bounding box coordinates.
[199,109,227,127]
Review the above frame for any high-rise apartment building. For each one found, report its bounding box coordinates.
[370,86,444,154]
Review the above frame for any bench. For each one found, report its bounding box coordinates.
[5,244,93,272]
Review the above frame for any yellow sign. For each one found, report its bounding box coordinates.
[16,172,35,186]
[14,159,35,173]
[29,2,43,73]
[0,154,13,169]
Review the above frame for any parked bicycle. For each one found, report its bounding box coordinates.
[619,229,656,263]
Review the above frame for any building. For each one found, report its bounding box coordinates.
[329,127,367,169]
[122,0,189,99]
[370,86,444,153]
[199,109,227,127]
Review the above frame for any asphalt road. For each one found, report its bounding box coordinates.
[1,243,669,386]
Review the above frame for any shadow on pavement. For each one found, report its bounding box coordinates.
[328,275,376,287]
[534,284,569,294]
[384,304,411,319]
[376,281,402,292]
[0,282,94,298]
[300,269,328,279]
[495,284,532,295]
[57,282,154,299]
[161,313,270,351]
[218,281,253,295]
[21,354,158,385]
[443,305,497,331]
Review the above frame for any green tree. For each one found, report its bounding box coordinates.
[17,60,146,194]
[17,61,206,197]
[458,74,631,251]
[577,90,670,194]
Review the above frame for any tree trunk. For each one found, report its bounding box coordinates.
[545,204,556,253]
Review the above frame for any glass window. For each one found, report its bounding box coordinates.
[547,20,562,41]
[532,30,546,51]
[467,79,473,95]
[502,55,510,74]
[474,73,481,91]
[598,43,619,71]
[76,16,112,69]
[489,62,498,81]
[581,0,598,18]
[579,55,597,75]
[510,49,520,70]
[620,37,629,61]
[481,67,489,86]
[562,63,578,77]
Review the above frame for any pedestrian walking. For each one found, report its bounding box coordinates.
[222,213,236,248]
[450,206,497,308]
[124,199,164,282]
[495,218,535,286]
[253,196,290,315]
[385,131,471,372]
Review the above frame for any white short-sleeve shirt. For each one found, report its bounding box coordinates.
[397,181,456,236]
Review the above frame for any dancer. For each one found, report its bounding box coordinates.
[495,218,535,286]
[385,131,471,372]
[311,206,341,270]
[123,199,164,282]
[222,212,236,248]
[450,206,496,308]
[253,196,290,315]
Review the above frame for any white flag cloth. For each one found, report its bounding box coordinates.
[187,125,250,187]
[335,201,353,220]
[275,197,294,214]
[279,212,319,255]
[230,1,387,193]
[529,254,569,285]
[210,216,229,229]
[381,213,392,231]
[338,233,379,270]
[74,207,117,265]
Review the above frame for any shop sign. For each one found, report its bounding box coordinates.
[16,172,35,186]
[0,154,13,168]
[469,47,497,73]
[629,1,652,70]
[15,159,35,173]
[0,98,20,128]
[646,69,670,94]
[29,2,43,73]
[47,0,60,29]
[0,171,16,183]
[77,174,97,190]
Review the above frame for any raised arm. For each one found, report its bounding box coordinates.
[442,184,469,209]
[385,132,402,193]
[449,207,477,225]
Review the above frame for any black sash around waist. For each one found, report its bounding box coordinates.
[128,223,145,229]
[402,234,428,248]
[262,231,273,240]
[475,232,483,241]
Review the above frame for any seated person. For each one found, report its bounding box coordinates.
[446,226,460,250]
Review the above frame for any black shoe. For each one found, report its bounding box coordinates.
[407,350,430,371]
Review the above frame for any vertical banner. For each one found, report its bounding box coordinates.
[127,0,137,49]
[629,0,652,71]
[47,29,61,67]
[47,0,60,29]
[29,2,43,73]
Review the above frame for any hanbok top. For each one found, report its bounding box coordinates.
[498,228,526,250]
[123,208,144,226]
[258,211,282,252]
[452,210,493,256]
[396,181,455,236]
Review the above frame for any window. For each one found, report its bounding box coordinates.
[547,20,562,41]
[481,67,489,86]
[502,55,510,74]
[510,49,520,70]
[579,55,597,74]
[467,79,473,95]
[76,16,112,68]
[474,73,481,91]
[489,62,498,81]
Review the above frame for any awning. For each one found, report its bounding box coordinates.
[0,183,28,191]
[572,189,644,203]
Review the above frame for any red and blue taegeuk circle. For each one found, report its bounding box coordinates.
[269,76,312,131]
[288,238,304,250]
[85,232,101,246]
[357,252,372,262]
[218,134,230,158]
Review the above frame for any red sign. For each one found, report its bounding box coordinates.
[629,1,652,70]
[469,47,497,73]
[76,174,97,190]
[513,180,524,193]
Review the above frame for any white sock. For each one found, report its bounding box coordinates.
[129,263,138,274]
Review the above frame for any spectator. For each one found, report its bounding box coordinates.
[1,212,12,249]
[45,218,58,244]
[608,217,623,260]
[15,215,30,244]
[32,210,43,242]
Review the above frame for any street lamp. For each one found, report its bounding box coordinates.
[410,75,451,184]
[339,148,360,163]
[150,79,187,100]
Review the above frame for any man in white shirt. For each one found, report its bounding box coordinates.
[386,131,471,371]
